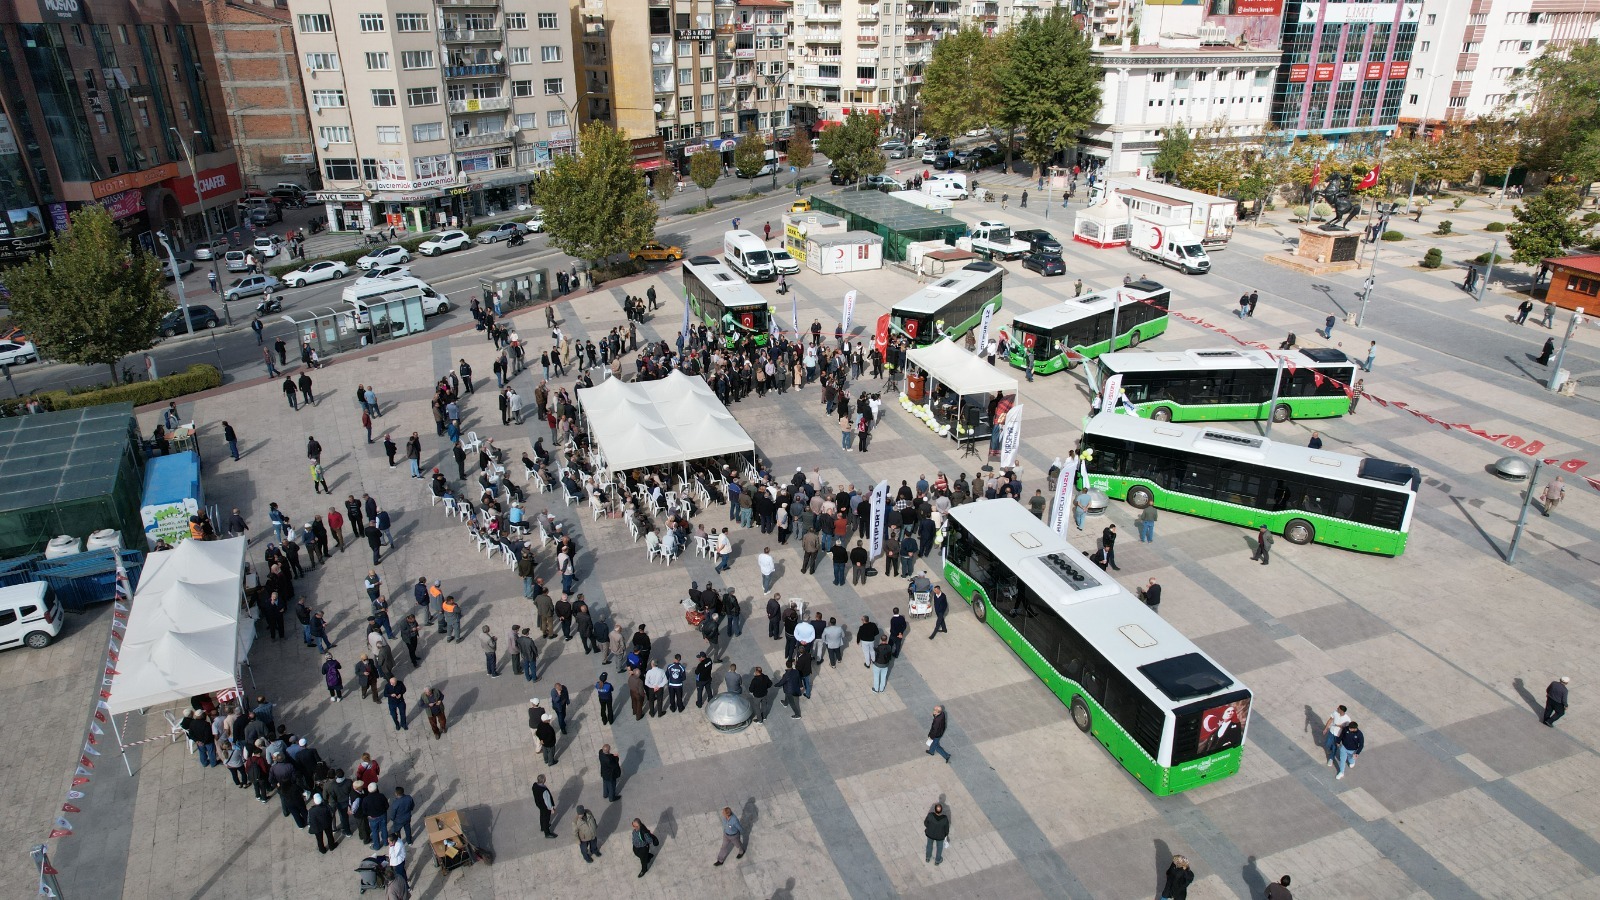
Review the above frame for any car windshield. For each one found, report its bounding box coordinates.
[1182,244,1204,258]
[748,251,772,266]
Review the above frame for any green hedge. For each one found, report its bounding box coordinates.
[8,364,222,415]
[1421,248,1443,269]
[1485,221,1507,232]
[590,258,649,284]
[1381,230,1406,241]
[1474,251,1505,265]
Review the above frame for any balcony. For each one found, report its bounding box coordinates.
[441,27,504,43]
[649,0,669,5]
[452,131,511,149]
[443,63,506,78]
[437,0,499,6]
[855,77,877,87]
[805,75,841,86]
[858,8,879,20]
[735,73,755,84]
[803,31,843,42]
[906,32,936,42]
[448,96,510,113]
[858,31,879,43]
[809,9,842,22]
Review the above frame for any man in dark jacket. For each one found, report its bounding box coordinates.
[767,594,782,640]
[928,587,949,640]
[748,666,774,723]
[532,774,557,838]
[361,783,390,849]
[307,794,338,853]
[888,609,908,658]
[271,754,307,826]
[780,658,804,718]
[923,803,950,865]
[598,744,622,801]
[693,652,715,707]
[926,705,951,762]
[1544,677,1571,727]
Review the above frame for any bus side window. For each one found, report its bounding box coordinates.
[1271,480,1292,511]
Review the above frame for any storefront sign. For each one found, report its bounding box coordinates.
[1387,61,1410,80]
[313,192,365,202]
[90,163,179,200]
[1339,63,1359,81]
[169,163,242,206]
[1287,63,1309,83]
[676,28,713,41]
[1313,63,1336,81]
[1364,61,1385,80]
[281,153,314,165]
[1300,2,1418,23]
[98,190,146,221]
[48,203,69,233]
[37,0,87,23]
[368,175,456,192]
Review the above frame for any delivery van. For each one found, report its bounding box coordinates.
[723,230,777,282]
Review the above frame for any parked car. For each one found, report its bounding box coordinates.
[1021,252,1065,276]
[159,305,222,337]
[931,136,951,152]
[737,162,779,178]
[161,257,195,280]
[223,274,281,301]
[933,154,956,171]
[357,264,412,283]
[252,235,284,258]
[629,242,685,262]
[921,151,939,165]
[966,127,989,137]
[418,230,471,256]
[1014,229,1063,256]
[282,260,349,287]
[771,248,800,275]
[829,168,856,185]
[0,339,38,366]
[881,141,908,159]
[863,174,904,192]
[356,245,411,270]
[476,222,527,244]
[224,251,251,272]
[248,205,282,226]
[268,187,305,206]
[190,238,230,261]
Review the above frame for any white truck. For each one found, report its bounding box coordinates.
[1128,214,1211,275]
[1096,177,1238,249]
[890,190,953,213]
[960,220,1031,261]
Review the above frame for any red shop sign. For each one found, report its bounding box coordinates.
[1364,62,1385,80]
[1387,61,1410,80]
[170,163,243,207]
[1313,64,1337,82]
[1288,64,1309,83]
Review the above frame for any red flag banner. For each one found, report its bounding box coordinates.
[48,828,71,839]
[1357,162,1381,191]
[61,804,80,814]
[1309,162,1323,190]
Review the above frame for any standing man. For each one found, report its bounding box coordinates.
[871,635,893,693]
[1544,676,1571,727]
[888,608,908,658]
[748,666,774,723]
[1250,525,1271,565]
[1100,524,1121,570]
[480,625,500,677]
[644,659,668,717]
[420,685,447,738]
[1362,341,1377,373]
[665,655,687,713]
[780,658,804,718]
[1541,476,1566,517]
[713,807,747,866]
[383,676,409,731]
[598,744,622,801]
[757,548,776,593]
[574,806,601,863]
[550,682,571,734]
[857,616,881,668]
[1138,505,1158,543]
[594,673,615,724]
[631,818,660,877]
[923,802,950,866]
[927,587,949,639]
[532,774,557,838]
[926,705,951,762]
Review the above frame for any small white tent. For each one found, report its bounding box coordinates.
[906,340,1018,397]
[578,371,755,472]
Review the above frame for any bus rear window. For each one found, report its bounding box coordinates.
[1138,653,1233,701]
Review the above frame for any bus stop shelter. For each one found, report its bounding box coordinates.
[901,340,1017,443]
[280,291,427,359]
[807,192,968,262]
[479,268,552,316]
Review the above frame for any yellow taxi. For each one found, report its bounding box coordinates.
[629,241,685,262]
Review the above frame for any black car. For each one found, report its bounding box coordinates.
[1021,252,1065,276]
[931,136,951,152]
[969,146,1004,168]
[159,305,222,337]
[1014,229,1063,255]
[829,168,856,185]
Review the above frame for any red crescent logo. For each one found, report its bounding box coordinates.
[741,313,754,328]
[1148,227,1163,250]
[906,320,919,337]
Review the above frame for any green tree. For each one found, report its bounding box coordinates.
[996,10,1101,178]
[785,137,813,173]
[1515,43,1600,173]
[1151,123,1193,183]
[533,123,658,262]
[1470,115,1521,187]
[1508,185,1585,267]
[920,27,1003,140]
[651,167,677,204]
[734,130,768,180]
[688,150,722,208]
[4,206,172,383]
[817,111,885,183]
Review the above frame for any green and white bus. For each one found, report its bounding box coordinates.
[1098,347,1356,423]
[683,255,770,348]
[943,499,1252,795]
[1081,414,1419,556]
[1005,278,1170,376]
[890,260,1003,346]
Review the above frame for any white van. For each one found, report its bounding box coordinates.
[341,276,451,323]
[927,172,970,193]
[0,582,63,650]
[723,230,777,282]
[922,179,968,201]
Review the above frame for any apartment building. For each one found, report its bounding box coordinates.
[1269,1,1420,140]
[1400,0,1600,135]
[0,0,243,266]
[200,0,315,190]
[789,0,955,136]
[286,0,579,234]
[575,0,790,176]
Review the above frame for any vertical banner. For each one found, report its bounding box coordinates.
[680,293,692,345]
[791,292,799,339]
[975,304,995,351]
[869,479,889,560]
[998,403,1024,468]
[874,313,891,356]
[1049,457,1078,536]
[1099,373,1123,416]
[841,290,857,335]
[769,305,781,337]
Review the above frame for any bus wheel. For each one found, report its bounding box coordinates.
[1151,407,1172,422]
[1070,696,1092,733]
[1127,486,1154,509]
[1284,519,1316,545]
[972,593,988,623]
[1271,404,1291,423]
[1128,330,1142,347]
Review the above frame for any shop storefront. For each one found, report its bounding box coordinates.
[165,163,244,247]
[319,167,551,236]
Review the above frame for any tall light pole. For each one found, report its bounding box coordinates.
[1475,238,1499,303]
[1506,458,1545,564]
[1546,306,1585,393]
[155,231,196,337]
[170,127,229,325]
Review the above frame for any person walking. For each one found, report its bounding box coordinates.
[871,635,893,693]
[749,666,774,723]
[223,422,240,461]
[1138,505,1157,543]
[599,743,622,801]
[1516,299,1533,324]
[421,686,447,738]
[1160,854,1195,900]
[1544,676,1571,727]
[631,818,661,877]
[927,587,949,639]
[1266,875,1295,900]
[780,658,804,718]
[923,802,949,866]
[1362,341,1376,372]
[595,672,615,724]
[1250,525,1271,565]
[1323,704,1350,767]
[532,774,557,838]
[1335,721,1363,779]
[1538,336,1556,366]
[1540,477,1567,518]
[1100,524,1121,570]
[713,807,747,866]
[479,625,500,677]
[575,806,601,863]
[1320,314,1336,340]
[321,653,344,701]
[926,705,951,762]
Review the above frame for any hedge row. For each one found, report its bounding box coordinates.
[4,364,223,415]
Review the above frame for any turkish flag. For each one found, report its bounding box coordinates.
[740,313,754,329]
[1312,371,1324,387]
[905,319,919,338]
[1309,162,1322,190]
[1357,163,1381,191]
[874,314,890,355]
[1022,332,1036,349]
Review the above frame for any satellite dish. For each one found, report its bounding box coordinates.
[492,50,504,62]
[510,125,521,135]
[796,222,808,236]
[318,139,329,150]
[651,42,662,54]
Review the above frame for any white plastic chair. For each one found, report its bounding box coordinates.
[591,495,604,521]
[562,485,579,507]
[430,490,442,507]
[499,541,517,568]
[462,430,483,453]
[694,536,710,559]
[626,516,639,543]
[538,524,553,548]
[645,532,664,563]
[456,500,474,523]
[472,528,493,554]
[533,472,548,493]
[523,462,538,482]
[443,496,458,516]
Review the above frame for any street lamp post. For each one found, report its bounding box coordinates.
[1546,306,1585,393]
[170,127,229,325]
[155,231,196,337]
[1475,238,1499,303]
[1506,457,1545,564]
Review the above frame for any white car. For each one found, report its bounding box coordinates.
[966,127,988,137]
[282,260,350,287]
[252,235,284,258]
[356,245,411,270]
[357,264,412,283]
[475,222,526,244]
[525,215,545,233]
[418,230,471,256]
[0,340,38,366]
[771,248,800,276]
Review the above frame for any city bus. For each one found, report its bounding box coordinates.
[943,500,1252,795]
[1098,347,1356,423]
[890,260,1003,345]
[1005,278,1170,376]
[682,256,770,348]
[1081,413,1418,555]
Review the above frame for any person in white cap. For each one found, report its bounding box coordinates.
[307,793,338,853]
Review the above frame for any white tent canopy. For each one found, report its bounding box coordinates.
[907,340,1018,396]
[107,537,252,717]
[577,370,755,471]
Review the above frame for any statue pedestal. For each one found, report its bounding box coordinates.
[1263,226,1363,275]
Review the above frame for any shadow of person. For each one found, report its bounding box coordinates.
[658,806,677,840]
[1513,677,1545,716]
[769,878,797,900]
[1303,704,1323,737]
[1243,854,1269,900]
[1154,838,1172,897]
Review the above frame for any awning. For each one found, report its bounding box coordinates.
[906,340,1018,396]
[577,371,755,471]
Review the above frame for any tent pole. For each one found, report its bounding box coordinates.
[112,714,133,777]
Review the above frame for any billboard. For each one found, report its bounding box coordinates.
[1202,0,1285,48]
